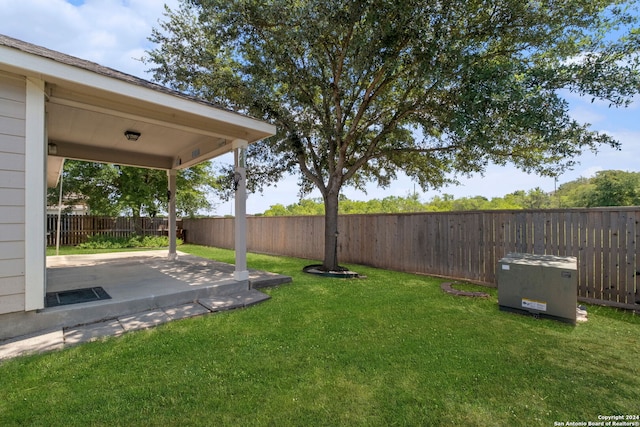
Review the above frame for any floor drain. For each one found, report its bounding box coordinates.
[46,287,112,307]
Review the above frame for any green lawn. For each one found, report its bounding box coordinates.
[2,244,639,426]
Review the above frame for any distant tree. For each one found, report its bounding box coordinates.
[451,196,491,211]
[48,161,122,217]
[290,199,326,215]
[339,198,374,214]
[496,188,553,209]
[147,0,640,270]
[524,188,553,209]
[261,171,640,216]
[263,194,427,215]
[261,204,290,216]
[263,198,325,216]
[264,194,424,215]
[115,166,168,221]
[555,176,594,207]
[586,170,640,207]
[175,164,221,216]
[487,195,523,210]
[424,194,456,212]
[379,194,424,213]
[48,160,220,231]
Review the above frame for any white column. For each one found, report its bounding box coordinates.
[167,169,177,260]
[233,139,249,281]
[24,78,46,311]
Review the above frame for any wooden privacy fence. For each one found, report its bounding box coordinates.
[183,208,640,310]
[46,215,181,246]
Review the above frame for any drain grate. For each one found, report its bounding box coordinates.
[45,287,111,308]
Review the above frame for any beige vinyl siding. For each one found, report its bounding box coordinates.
[0,188,24,204]
[0,133,24,155]
[0,73,26,314]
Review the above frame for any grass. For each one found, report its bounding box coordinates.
[2,244,639,426]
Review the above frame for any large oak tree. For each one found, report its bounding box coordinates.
[146,0,639,270]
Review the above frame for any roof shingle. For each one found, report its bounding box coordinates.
[0,33,231,112]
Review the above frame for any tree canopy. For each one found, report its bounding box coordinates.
[48,160,220,221]
[146,0,640,270]
[582,170,640,207]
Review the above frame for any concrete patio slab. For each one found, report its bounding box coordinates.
[242,289,273,306]
[163,303,210,320]
[199,289,271,312]
[0,330,64,360]
[119,309,173,332]
[64,320,124,345]
[199,296,246,312]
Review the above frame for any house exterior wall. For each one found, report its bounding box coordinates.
[0,72,26,315]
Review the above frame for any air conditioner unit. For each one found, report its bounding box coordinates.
[497,253,577,324]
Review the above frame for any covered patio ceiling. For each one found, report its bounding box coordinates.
[44,81,274,183]
[0,34,276,186]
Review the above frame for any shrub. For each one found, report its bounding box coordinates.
[76,234,183,249]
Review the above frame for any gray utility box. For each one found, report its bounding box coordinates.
[497,253,577,324]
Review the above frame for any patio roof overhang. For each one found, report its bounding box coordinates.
[0,35,276,186]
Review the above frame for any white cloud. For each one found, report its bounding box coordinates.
[580,166,603,178]
[0,0,180,78]
[569,106,605,125]
[589,130,640,167]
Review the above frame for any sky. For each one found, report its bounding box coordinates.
[1,0,638,215]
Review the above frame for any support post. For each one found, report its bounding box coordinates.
[233,139,249,281]
[25,78,46,311]
[167,169,177,260]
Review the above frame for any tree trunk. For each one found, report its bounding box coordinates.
[322,188,340,271]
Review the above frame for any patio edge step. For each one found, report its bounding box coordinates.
[0,290,272,361]
[199,289,271,312]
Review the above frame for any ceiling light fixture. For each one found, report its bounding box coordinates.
[124,130,141,141]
